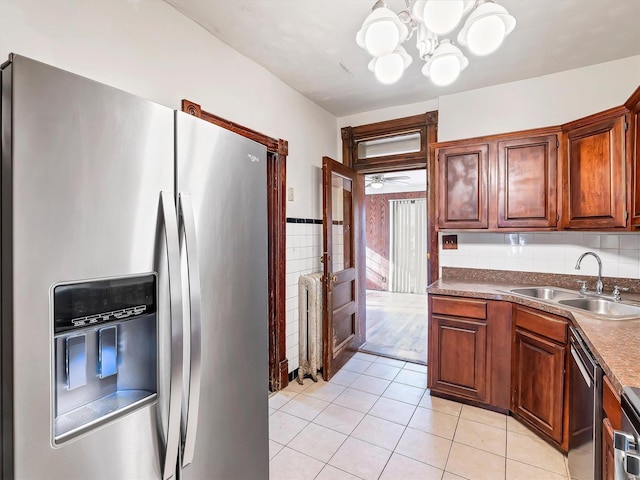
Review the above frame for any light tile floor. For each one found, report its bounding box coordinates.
[269,352,570,480]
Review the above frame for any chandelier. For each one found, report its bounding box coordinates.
[356,0,516,86]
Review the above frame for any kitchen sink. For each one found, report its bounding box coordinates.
[509,287,582,301]
[557,298,640,318]
[506,286,640,320]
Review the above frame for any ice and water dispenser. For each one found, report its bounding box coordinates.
[52,274,158,444]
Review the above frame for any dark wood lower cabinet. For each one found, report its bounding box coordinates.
[428,295,512,409]
[430,314,487,402]
[512,327,566,444]
[603,417,615,480]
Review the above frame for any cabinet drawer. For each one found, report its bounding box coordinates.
[431,296,487,319]
[603,375,622,430]
[515,305,567,343]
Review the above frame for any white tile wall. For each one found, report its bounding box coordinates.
[286,221,323,373]
[439,232,640,279]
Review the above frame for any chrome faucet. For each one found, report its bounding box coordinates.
[575,251,603,294]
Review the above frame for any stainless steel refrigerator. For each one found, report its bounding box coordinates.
[1,54,269,479]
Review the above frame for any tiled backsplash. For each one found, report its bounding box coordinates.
[439,232,640,279]
[285,219,323,373]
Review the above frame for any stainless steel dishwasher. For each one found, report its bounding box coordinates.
[568,326,603,480]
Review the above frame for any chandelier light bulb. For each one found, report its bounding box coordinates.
[356,6,408,57]
[429,55,461,86]
[368,46,412,85]
[365,20,400,56]
[467,14,505,55]
[374,52,405,84]
[371,181,384,189]
[422,40,468,86]
[458,2,516,56]
[423,0,464,35]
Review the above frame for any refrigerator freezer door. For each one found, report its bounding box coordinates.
[175,112,269,479]
[1,56,174,479]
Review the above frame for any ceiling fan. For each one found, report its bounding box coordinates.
[365,174,410,189]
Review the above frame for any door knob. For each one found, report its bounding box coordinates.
[332,275,337,283]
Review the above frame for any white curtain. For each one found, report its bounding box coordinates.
[389,199,427,293]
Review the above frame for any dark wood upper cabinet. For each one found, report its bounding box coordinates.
[437,143,489,229]
[627,86,640,228]
[435,128,559,231]
[562,109,628,229]
[497,135,558,228]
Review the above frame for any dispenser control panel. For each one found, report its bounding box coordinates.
[53,275,156,333]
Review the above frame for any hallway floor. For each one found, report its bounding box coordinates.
[362,290,427,364]
[269,352,570,480]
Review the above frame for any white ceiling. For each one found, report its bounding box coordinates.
[165,0,640,117]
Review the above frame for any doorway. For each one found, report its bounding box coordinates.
[359,169,428,364]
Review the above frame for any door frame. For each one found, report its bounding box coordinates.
[181,100,289,391]
[341,111,439,286]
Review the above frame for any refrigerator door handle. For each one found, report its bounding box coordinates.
[160,191,184,480]
[178,193,202,467]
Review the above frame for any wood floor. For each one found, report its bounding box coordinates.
[360,290,428,364]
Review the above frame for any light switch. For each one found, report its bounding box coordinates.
[287,187,294,201]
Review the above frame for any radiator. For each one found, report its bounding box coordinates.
[297,273,323,384]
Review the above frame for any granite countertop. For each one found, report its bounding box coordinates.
[428,278,640,396]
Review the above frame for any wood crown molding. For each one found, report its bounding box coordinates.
[561,105,629,132]
[433,125,562,149]
[625,85,640,109]
[182,99,202,118]
[344,111,438,140]
[181,98,282,153]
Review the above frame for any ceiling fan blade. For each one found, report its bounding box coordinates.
[365,183,372,188]
[385,179,409,185]
[384,175,410,181]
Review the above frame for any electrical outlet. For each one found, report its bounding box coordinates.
[442,234,458,250]
[381,276,387,283]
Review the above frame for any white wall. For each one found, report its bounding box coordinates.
[438,56,640,141]
[0,0,336,220]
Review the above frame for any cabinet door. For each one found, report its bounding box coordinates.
[429,315,487,402]
[602,417,615,480]
[630,90,640,227]
[497,135,557,228]
[564,115,627,228]
[512,328,565,443]
[437,144,489,229]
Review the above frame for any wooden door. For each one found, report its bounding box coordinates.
[512,328,565,444]
[563,114,627,228]
[437,143,489,229]
[429,304,487,402]
[497,135,558,228]
[322,157,363,379]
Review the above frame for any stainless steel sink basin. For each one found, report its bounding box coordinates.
[557,298,640,318]
[509,287,582,301]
